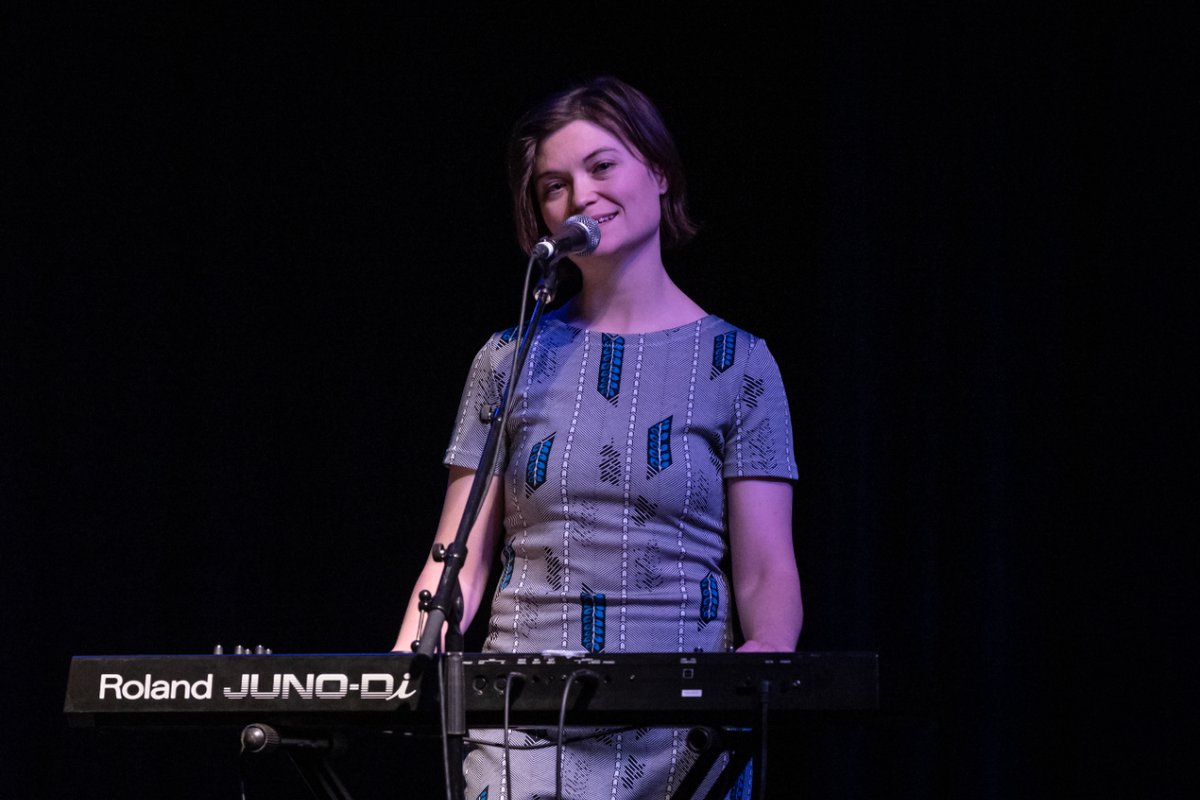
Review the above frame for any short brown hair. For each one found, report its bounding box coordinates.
[507,75,698,255]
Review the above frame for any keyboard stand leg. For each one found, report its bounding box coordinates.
[286,750,356,800]
[671,726,758,800]
[240,723,355,800]
[672,726,722,799]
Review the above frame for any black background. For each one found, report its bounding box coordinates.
[6,2,1192,798]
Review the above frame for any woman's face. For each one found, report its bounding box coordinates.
[533,119,667,262]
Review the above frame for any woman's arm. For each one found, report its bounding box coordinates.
[727,477,803,652]
[393,465,505,652]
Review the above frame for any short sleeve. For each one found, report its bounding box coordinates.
[722,337,798,480]
[443,329,517,474]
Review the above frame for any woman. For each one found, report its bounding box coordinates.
[395,75,802,799]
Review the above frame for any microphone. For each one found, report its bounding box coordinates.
[531,215,601,262]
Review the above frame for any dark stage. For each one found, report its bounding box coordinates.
[6,2,1190,798]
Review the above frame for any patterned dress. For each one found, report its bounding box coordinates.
[443,312,797,800]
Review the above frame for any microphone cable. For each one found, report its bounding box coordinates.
[437,655,453,800]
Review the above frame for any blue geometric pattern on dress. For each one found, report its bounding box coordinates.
[646,416,673,478]
[711,331,737,377]
[699,572,720,626]
[525,433,555,496]
[499,326,518,344]
[475,788,488,800]
[498,541,515,590]
[580,583,607,653]
[597,333,624,403]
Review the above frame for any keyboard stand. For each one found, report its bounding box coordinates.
[240,723,355,800]
[671,725,762,800]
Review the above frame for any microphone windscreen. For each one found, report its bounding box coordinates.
[566,215,601,256]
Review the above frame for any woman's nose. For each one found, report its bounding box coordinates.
[571,178,599,213]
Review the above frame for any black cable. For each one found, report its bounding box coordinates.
[238,737,252,800]
[555,669,600,800]
[437,656,453,800]
[502,671,526,799]
[494,259,538,800]
[553,673,574,800]
[755,679,771,800]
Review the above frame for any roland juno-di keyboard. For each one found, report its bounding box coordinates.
[64,650,879,730]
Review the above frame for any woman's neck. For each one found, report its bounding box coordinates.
[562,254,707,334]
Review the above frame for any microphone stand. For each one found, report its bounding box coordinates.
[413,258,562,800]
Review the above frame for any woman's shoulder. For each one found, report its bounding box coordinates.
[699,314,769,348]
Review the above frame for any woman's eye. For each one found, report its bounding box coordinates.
[593,161,614,174]
[541,181,565,198]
